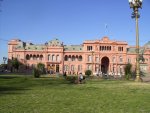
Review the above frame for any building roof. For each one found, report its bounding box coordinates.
[64,45,83,51]
[127,47,145,54]
[48,38,63,46]
[144,41,150,48]
[25,45,44,50]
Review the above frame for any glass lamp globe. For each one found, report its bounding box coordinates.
[128,0,132,3]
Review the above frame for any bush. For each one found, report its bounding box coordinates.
[65,76,78,84]
[85,70,92,77]
[37,63,45,75]
[33,68,40,78]
[124,63,132,80]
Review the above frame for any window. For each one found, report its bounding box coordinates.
[112,57,115,63]
[71,65,75,71]
[87,46,93,51]
[127,58,131,63]
[87,65,92,70]
[119,66,123,74]
[17,54,20,59]
[118,47,123,51]
[33,55,36,60]
[119,56,123,62]
[56,55,60,61]
[52,55,55,61]
[64,55,68,61]
[64,65,68,71]
[48,55,51,61]
[78,65,82,71]
[88,55,92,62]
[100,46,102,51]
[96,57,99,62]
[99,46,111,51]
[37,55,39,60]
[39,55,43,60]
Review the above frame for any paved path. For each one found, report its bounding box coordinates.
[142,76,150,82]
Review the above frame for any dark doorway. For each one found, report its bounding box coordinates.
[56,64,59,73]
[101,57,109,74]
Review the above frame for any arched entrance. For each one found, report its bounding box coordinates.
[101,57,109,74]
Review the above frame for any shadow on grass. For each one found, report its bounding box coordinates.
[0,75,75,96]
[0,86,30,95]
[0,75,20,79]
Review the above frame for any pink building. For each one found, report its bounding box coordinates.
[8,37,150,75]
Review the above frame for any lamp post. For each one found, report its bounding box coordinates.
[128,0,143,81]
[91,50,94,74]
[45,42,48,72]
[3,57,7,64]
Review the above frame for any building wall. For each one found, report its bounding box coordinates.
[8,37,150,75]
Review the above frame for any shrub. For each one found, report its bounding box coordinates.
[124,63,132,80]
[33,68,40,78]
[65,76,78,84]
[37,63,45,75]
[11,58,22,72]
[85,70,92,77]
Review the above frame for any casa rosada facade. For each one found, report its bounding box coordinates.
[8,37,150,75]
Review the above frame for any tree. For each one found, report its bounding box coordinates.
[11,58,20,72]
[124,63,132,80]
[85,70,92,77]
[37,63,45,74]
[33,67,40,78]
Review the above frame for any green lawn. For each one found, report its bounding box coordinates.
[0,75,150,113]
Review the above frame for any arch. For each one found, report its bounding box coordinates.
[68,55,71,61]
[26,54,30,60]
[40,55,43,60]
[64,55,68,61]
[30,54,32,57]
[78,55,82,61]
[33,55,36,60]
[72,55,75,61]
[37,54,39,60]
[29,54,32,60]
[101,56,109,74]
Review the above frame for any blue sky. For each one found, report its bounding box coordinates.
[0,0,150,64]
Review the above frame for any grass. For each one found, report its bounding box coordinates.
[0,75,150,113]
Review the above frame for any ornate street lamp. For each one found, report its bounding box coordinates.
[128,0,143,81]
[3,57,7,64]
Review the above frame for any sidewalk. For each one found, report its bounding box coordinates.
[142,75,150,82]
